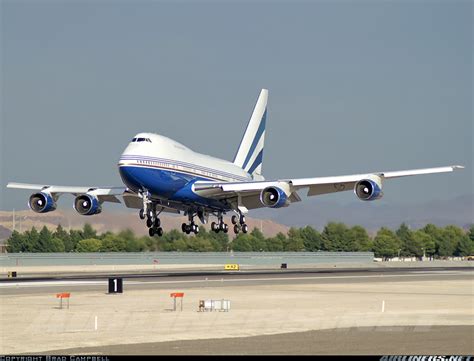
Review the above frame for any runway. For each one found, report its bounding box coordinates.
[1,267,472,295]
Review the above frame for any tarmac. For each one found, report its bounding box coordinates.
[1,266,472,355]
[47,325,474,355]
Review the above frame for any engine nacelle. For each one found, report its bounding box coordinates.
[260,186,290,208]
[74,194,102,215]
[28,192,57,213]
[354,178,383,201]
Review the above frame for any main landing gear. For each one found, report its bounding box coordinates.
[209,212,248,234]
[232,214,248,234]
[211,215,229,234]
[182,212,200,235]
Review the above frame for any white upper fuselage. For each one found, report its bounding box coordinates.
[118,133,251,183]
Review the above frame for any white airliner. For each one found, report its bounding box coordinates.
[7,89,464,237]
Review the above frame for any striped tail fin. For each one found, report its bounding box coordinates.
[233,89,268,179]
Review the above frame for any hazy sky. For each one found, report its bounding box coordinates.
[0,0,472,212]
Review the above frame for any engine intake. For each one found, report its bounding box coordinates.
[260,186,289,208]
[28,192,57,213]
[354,179,383,201]
[74,194,102,215]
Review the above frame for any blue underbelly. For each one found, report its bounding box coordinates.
[118,165,230,210]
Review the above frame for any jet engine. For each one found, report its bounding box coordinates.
[354,177,383,201]
[260,186,290,208]
[28,192,57,213]
[74,194,102,215]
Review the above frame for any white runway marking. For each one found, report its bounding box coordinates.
[0,270,470,289]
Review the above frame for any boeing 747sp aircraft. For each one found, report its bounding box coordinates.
[7,89,464,237]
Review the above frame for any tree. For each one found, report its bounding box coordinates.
[250,227,268,251]
[6,231,27,253]
[396,223,421,258]
[412,230,435,258]
[204,228,229,252]
[231,234,254,251]
[50,237,66,252]
[187,236,215,252]
[82,223,97,239]
[24,227,40,252]
[372,227,402,260]
[54,224,73,252]
[299,226,322,251]
[438,225,464,258]
[347,225,371,252]
[455,234,473,257]
[422,224,445,258]
[69,229,84,251]
[75,238,102,252]
[266,232,285,251]
[101,234,126,252]
[321,222,350,251]
[285,228,305,251]
[36,226,56,252]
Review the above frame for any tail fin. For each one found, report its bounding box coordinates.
[233,88,268,178]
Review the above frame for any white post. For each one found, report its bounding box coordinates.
[94,316,98,331]
[382,300,385,313]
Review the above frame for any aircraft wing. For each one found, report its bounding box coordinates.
[6,182,126,203]
[193,165,464,211]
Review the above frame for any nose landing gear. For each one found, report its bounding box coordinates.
[139,192,164,237]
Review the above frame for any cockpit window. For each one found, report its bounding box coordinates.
[132,137,152,143]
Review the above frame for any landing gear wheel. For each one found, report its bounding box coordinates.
[234,225,240,234]
[211,222,218,232]
[182,223,187,233]
[242,224,249,234]
[194,225,200,234]
[156,227,163,237]
[147,209,154,219]
[154,218,161,228]
[223,224,229,234]
[139,209,145,220]
[146,218,153,228]
[148,228,155,237]
[240,215,246,225]
[231,215,238,225]
[185,225,191,235]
